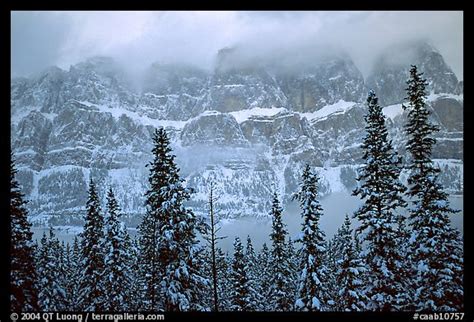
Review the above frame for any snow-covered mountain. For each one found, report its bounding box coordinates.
[11,41,463,225]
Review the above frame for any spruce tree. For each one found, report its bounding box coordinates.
[293,164,329,311]
[36,232,51,310]
[78,179,106,311]
[139,128,207,311]
[268,192,293,311]
[258,243,273,311]
[63,242,76,310]
[230,237,251,311]
[403,65,463,311]
[335,215,368,311]
[285,237,299,305]
[216,247,232,311]
[37,228,66,310]
[102,187,131,311]
[10,156,39,311]
[51,237,68,310]
[352,90,407,311]
[128,237,145,311]
[244,235,262,311]
[325,227,344,310]
[68,236,82,310]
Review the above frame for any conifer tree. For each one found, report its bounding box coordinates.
[258,242,273,311]
[230,237,251,311]
[244,235,262,311]
[216,248,232,311]
[63,242,76,310]
[128,237,145,311]
[336,215,368,311]
[68,236,82,310]
[102,187,132,311]
[293,164,329,311]
[325,227,344,310]
[268,192,293,311]
[10,156,39,311]
[403,65,463,311]
[285,237,299,305]
[78,179,106,311]
[352,90,407,311]
[37,228,66,310]
[139,128,207,311]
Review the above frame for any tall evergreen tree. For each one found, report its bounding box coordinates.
[216,248,232,311]
[293,164,329,311]
[68,236,82,310]
[352,90,407,311]
[63,241,76,310]
[403,65,463,311]
[230,237,251,311]
[139,128,207,311]
[37,228,66,310]
[325,226,345,310]
[285,237,299,306]
[268,192,293,311]
[78,179,106,311]
[102,187,132,311]
[257,243,273,311]
[10,156,39,311]
[51,238,69,310]
[244,235,262,311]
[128,237,146,311]
[335,215,368,311]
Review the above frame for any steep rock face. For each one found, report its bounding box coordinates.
[180,111,248,146]
[11,67,67,112]
[430,98,463,131]
[276,56,366,112]
[140,63,210,120]
[367,42,459,106]
[10,41,463,223]
[13,111,53,171]
[200,47,288,113]
[240,110,313,154]
[205,68,287,112]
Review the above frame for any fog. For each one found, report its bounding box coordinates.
[32,191,463,254]
[216,192,464,253]
[12,11,463,79]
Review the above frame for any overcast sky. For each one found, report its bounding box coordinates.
[11,11,463,80]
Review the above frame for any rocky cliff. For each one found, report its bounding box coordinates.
[11,41,463,225]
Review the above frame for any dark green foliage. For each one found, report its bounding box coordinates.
[403,66,463,311]
[78,179,106,311]
[10,155,39,312]
[353,90,407,311]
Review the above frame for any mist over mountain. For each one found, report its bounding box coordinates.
[11,40,463,228]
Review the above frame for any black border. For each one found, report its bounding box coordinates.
[3,6,470,322]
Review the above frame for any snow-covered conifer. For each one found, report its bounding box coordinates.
[10,156,39,311]
[77,179,106,311]
[230,237,251,311]
[139,128,208,311]
[268,192,293,311]
[403,65,463,311]
[102,187,132,311]
[293,164,329,311]
[353,90,407,311]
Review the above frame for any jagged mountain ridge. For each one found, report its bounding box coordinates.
[11,42,463,225]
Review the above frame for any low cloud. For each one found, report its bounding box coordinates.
[11,11,463,79]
